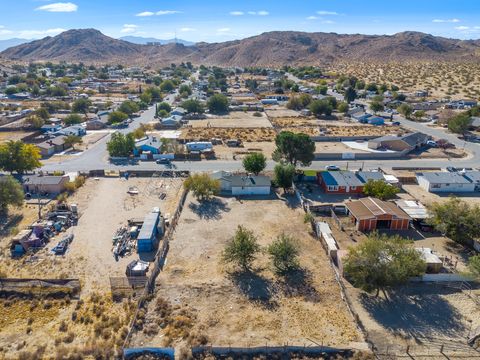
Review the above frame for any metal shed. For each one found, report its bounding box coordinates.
[137,212,160,252]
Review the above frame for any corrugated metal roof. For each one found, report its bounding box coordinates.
[347,197,411,220]
[137,212,159,241]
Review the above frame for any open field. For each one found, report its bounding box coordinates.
[180,127,276,142]
[0,130,36,143]
[213,141,277,160]
[330,61,480,100]
[189,112,272,128]
[130,194,362,353]
[265,107,303,118]
[281,124,406,138]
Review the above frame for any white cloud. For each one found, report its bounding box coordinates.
[136,11,155,17]
[455,26,470,30]
[121,24,138,34]
[0,29,13,35]
[322,20,335,24]
[36,2,78,12]
[156,10,181,15]
[180,27,196,32]
[18,28,66,39]
[233,10,269,16]
[217,28,231,33]
[307,16,318,20]
[433,18,460,23]
[317,11,338,15]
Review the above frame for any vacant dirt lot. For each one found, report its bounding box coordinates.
[0,130,36,143]
[131,194,361,352]
[265,107,302,118]
[190,112,272,128]
[180,127,276,142]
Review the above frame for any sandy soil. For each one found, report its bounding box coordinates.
[131,194,361,352]
[190,112,272,128]
[0,177,184,293]
[265,108,303,118]
[0,131,36,143]
[180,127,276,142]
[213,142,277,160]
[329,61,480,100]
[403,184,480,206]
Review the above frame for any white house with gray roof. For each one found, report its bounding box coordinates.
[416,172,476,193]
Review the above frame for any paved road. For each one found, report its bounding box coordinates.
[40,77,480,174]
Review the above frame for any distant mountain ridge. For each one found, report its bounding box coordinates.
[120,36,194,46]
[0,38,30,52]
[2,28,480,66]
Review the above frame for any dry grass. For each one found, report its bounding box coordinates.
[180,127,277,142]
[130,194,361,354]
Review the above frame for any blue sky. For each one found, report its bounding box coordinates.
[0,0,479,41]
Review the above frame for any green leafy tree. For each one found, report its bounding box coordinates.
[413,110,426,121]
[119,100,140,119]
[370,101,384,114]
[160,80,175,92]
[343,232,426,297]
[272,131,315,166]
[448,113,471,135]
[145,87,162,102]
[106,132,135,157]
[35,107,50,121]
[427,197,480,245]
[157,102,172,114]
[315,85,328,95]
[267,234,300,274]
[274,163,295,192]
[207,94,229,114]
[344,87,357,103]
[108,111,128,124]
[222,225,260,271]
[25,115,45,129]
[0,176,24,213]
[468,255,480,279]
[337,102,349,114]
[183,173,221,201]
[181,99,204,114]
[179,84,192,96]
[242,152,267,175]
[0,141,42,174]
[309,99,333,117]
[286,94,312,110]
[139,92,152,104]
[64,135,82,150]
[397,103,413,119]
[72,98,92,115]
[64,113,83,126]
[363,179,399,200]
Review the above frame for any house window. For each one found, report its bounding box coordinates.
[328,185,339,191]
[351,186,356,190]
[432,184,441,188]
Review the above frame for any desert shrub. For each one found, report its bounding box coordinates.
[63,331,75,343]
[59,320,68,332]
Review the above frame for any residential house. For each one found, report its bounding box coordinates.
[40,124,62,134]
[463,171,480,191]
[231,175,271,196]
[355,171,386,183]
[210,171,233,191]
[171,107,186,116]
[55,125,86,137]
[416,172,476,193]
[22,174,69,194]
[317,171,364,194]
[133,136,162,157]
[368,132,429,152]
[160,115,182,128]
[36,136,69,157]
[346,197,411,231]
